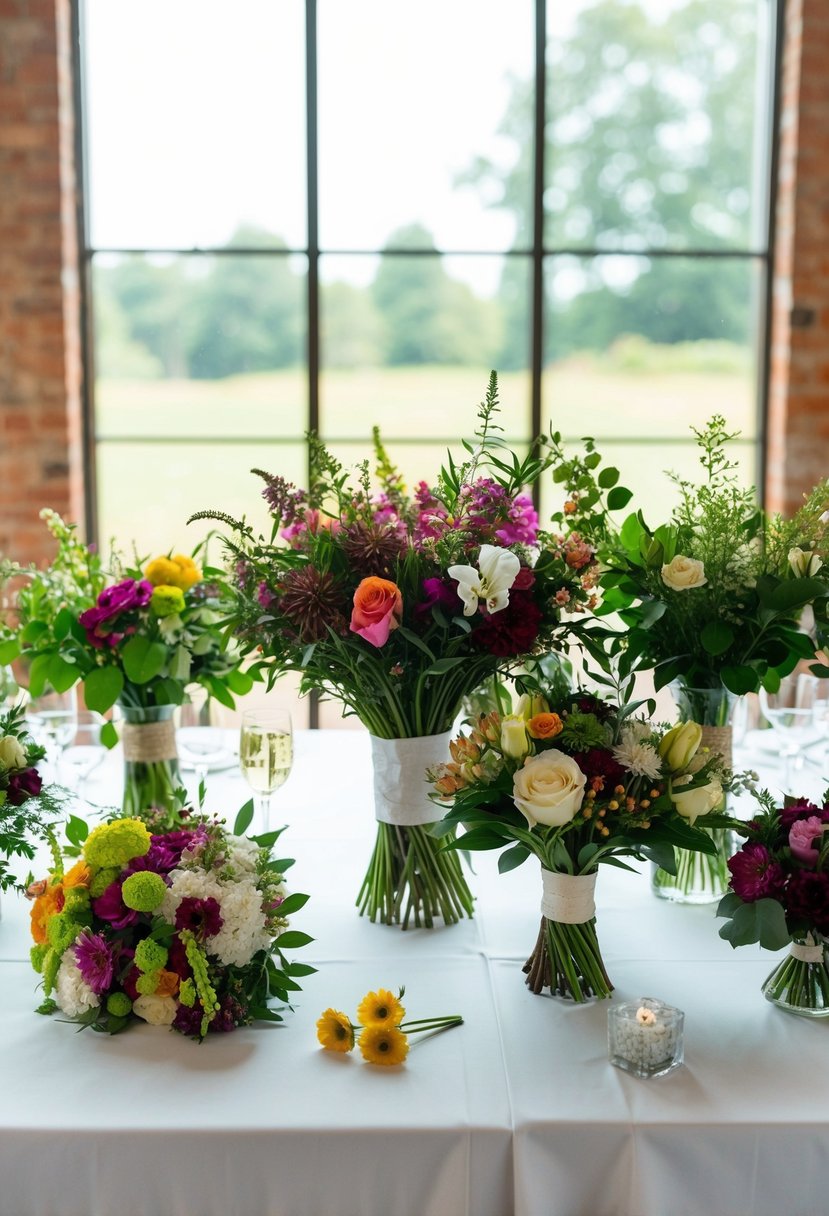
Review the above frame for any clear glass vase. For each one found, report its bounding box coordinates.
[762,934,829,1017]
[120,704,182,817]
[651,682,735,905]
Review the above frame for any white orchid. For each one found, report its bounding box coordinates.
[448,544,521,617]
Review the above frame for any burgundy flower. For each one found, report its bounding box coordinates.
[5,767,42,806]
[167,934,193,980]
[175,896,223,938]
[74,929,119,994]
[512,566,536,591]
[571,748,626,788]
[121,965,141,1002]
[79,578,153,649]
[415,577,463,620]
[172,1002,204,1037]
[784,868,829,935]
[780,799,829,831]
[92,881,139,930]
[727,843,787,903]
[471,589,542,658]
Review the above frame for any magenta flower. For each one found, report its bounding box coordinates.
[727,842,787,903]
[415,577,463,620]
[789,816,825,868]
[93,881,139,930]
[781,799,829,831]
[495,494,539,547]
[175,896,223,938]
[257,582,276,609]
[5,767,42,806]
[74,929,119,993]
[79,578,153,649]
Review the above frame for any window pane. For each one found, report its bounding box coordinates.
[543,254,761,440]
[545,0,771,251]
[84,0,306,249]
[317,0,534,250]
[319,254,531,440]
[93,253,307,439]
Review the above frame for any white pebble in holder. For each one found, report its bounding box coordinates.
[608,996,684,1079]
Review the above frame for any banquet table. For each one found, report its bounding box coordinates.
[1,728,828,1216]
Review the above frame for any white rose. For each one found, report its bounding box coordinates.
[133,994,178,1026]
[661,555,707,591]
[499,714,530,761]
[788,546,823,578]
[671,778,723,825]
[512,749,586,829]
[0,734,27,770]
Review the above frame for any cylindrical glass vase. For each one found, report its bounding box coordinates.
[762,934,829,1017]
[120,704,181,817]
[651,683,735,905]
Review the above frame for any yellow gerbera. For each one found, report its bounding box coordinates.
[356,987,405,1028]
[359,1026,409,1066]
[316,1008,355,1053]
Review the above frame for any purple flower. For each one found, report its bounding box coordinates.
[781,799,829,831]
[495,493,539,547]
[79,579,153,649]
[789,816,825,868]
[784,869,829,934]
[175,896,223,938]
[257,581,276,609]
[5,767,42,806]
[172,1002,203,1038]
[415,577,462,620]
[727,842,787,903]
[93,881,139,930]
[74,929,119,994]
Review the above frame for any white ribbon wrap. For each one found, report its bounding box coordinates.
[540,869,597,924]
[370,732,452,826]
[790,934,825,964]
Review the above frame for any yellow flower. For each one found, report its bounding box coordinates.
[359,1025,409,1066]
[316,1008,355,1053]
[356,987,405,1028]
[144,554,202,592]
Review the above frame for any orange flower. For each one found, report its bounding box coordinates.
[527,712,564,740]
[30,882,65,945]
[154,969,180,998]
[62,861,92,889]
[350,577,403,648]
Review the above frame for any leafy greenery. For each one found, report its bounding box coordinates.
[0,704,68,892]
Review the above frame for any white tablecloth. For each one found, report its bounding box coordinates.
[1,730,827,1216]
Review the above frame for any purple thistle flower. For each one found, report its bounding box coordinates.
[74,929,119,994]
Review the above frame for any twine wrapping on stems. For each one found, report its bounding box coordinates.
[122,719,178,763]
[370,732,452,826]
[540,870,597,924]
[790,934,825,964]
[700,724,732,769]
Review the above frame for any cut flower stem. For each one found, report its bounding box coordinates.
[357,822,474,928]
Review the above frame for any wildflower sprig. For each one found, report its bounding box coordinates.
[316,985,463,1066]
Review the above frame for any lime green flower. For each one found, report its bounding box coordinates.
[89,866,121,898]
[46,911,87,955]
[30,944,48,973]
[106,992,133,1017]
[150,584,186,618]
[178,978,196,1007]
[84,819,151,870]
[134,937,168,973]
[121,871,167,913]
[135,970,162,995]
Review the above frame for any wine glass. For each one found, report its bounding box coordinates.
[27,686,78,781]
[239,709,293,833]
[176,690,232,800]
[759,673,823,792]
[60,710,108,795]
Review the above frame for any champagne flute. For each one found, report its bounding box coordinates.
[759,673,822,792]
[27,686,78,781]
[239,709,293,833]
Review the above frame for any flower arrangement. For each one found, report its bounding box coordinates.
[194,374,605,927]
[0,510,256,814]
[1,704,64,892]
[718,789,829,1016]
[28,800,314,1039]
[315,985,462,1065]
[432,676,730,1001]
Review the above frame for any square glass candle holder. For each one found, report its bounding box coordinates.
[608,996,684,1079]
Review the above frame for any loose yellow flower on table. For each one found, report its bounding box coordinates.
[316,986,462,1066]
[316,1008,355,1053]
[359,1025,409,1066]
[356,987,405,1029]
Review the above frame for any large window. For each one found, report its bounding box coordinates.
[78,0,779,720]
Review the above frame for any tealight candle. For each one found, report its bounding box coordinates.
[608,996,684,1079]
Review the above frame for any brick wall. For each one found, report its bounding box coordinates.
[0,0,83,568]
[766,0,829,516]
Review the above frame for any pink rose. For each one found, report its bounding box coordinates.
[350,577,403,648]
[789,816,825,868]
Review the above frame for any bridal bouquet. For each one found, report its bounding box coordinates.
[432,682,730,1000]
[1,704,63,892]
[195,374,604,927]
[718,790,829,1016]
[0,510,254,813]
[28,801,314,1038]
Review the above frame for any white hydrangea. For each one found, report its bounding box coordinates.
[227,835,261,875]
[161,866,271,969]
[55,951,101,1018]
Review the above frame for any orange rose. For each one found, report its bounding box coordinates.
[350,577,403,648]
[527,712,564,740]
[154,969,180,998]
[30,882,65,945]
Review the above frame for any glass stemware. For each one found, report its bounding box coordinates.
[239,709,293,833]
[27,687,79,781]
[60,710,108,795]
[759,673,823,793]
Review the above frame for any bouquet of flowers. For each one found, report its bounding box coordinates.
[28,801,314,1038]
[0,510,255,814]
[718,789,829,1016]
[194,375,605,928]
[549,416,829,901]
[1,704,64,892]
[431,679,730,1000]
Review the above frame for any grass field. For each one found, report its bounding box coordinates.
[95,362,759,555]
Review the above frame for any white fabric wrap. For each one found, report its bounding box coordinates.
[370,732,452,826]
[540,870,597,924]
[790,934,825,963]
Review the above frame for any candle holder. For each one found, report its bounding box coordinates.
[608,996,684,1079]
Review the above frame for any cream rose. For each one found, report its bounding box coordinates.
[132,994,177,1026]
[512,749,586,829]
[661,555,707,591]
[500,714,530,761]
[671,778,723,825]
[0,734,26,769]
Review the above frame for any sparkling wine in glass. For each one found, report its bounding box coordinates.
[239,709,293,833]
